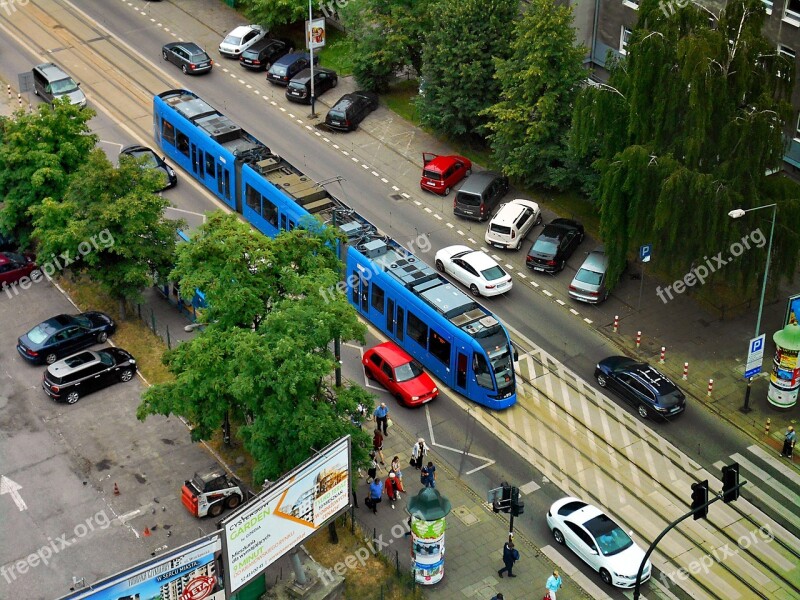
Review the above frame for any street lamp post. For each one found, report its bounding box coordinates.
[728,203,777,413]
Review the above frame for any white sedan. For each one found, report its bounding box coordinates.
[546,497,651,588]
[434,245,512,297]
[219,24,267,58]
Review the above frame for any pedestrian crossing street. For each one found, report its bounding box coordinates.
[447,347,800,600]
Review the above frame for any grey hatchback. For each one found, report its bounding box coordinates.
[569,248,610,303]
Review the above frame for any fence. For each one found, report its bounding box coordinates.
[134,285,204,350]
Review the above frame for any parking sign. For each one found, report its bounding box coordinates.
[744,334,766,379]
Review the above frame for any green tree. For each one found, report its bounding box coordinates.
[29,149,181,318]
[571,0,800,293]
[416,0,518,138]
[0,101,96,247]
[138,214,372,482]
[340,0,432,92]
[237,0,307,31]
[483,0,587,189]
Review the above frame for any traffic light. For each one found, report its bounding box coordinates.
[721,463,740,503]
[691,480,709,520]
[493,482,512,513]
[510,486,525,516]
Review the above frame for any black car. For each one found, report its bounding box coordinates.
[266,52,318,85]
[239,38,293,71]
[526,218,585,273]
[42,348,137,404]
[285,68,338,104]
[17,312,116,365]
[594,356,686,420]
[325,92,379,131]
[120,145,177,190]
[0,231,17,252]
[162,42,213,75]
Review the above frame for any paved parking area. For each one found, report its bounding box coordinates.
[0,279,222,600]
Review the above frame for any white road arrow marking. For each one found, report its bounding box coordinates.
[0,476,27,511]
[425,405,495,474]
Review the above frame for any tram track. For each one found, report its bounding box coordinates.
[484,342,800,599]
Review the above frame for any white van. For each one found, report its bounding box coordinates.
[32,63,86,108]
[484,199,542,250]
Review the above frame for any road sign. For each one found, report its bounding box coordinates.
[744,334,766,379]
[639,244,652,263]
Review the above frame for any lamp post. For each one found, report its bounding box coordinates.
[728,203,777,412]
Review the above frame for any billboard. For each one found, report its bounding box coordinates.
[222,436,351,593]
[785,293,800,327]
[58,536,223,600]
[306,18,326,50]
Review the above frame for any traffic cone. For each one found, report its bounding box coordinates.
[113,483,120,496]
[143,527,151,537]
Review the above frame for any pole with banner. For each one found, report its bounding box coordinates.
[306,7,326,118]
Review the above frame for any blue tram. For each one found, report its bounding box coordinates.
[152,89,517,409]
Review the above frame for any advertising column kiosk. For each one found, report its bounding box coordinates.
[407,488,452,585]
[767,323,800,409]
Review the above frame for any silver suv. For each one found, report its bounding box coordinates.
[484,199,542,250]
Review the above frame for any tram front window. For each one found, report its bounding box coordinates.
[473,353,494,390]
[489,346,513,384]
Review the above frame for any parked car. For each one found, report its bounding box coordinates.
[546,497,651,588]
[267,52,318,85]
[594,356,686,419]
[119,145,177,190]
[31,62,86,108]
[219,24,267,58]
[0,252,37,288]
[238,38,293,70]
[17,312,116,365]
[42,348,137,404]
[285,68,338,104]
[325,92,379,131]
[434,245,512,297]
[420,153,472,196]
[526,218,585,273]
[453,171,509,221]
[363,342,438,407]
[569,248,610,303]
[162,42,213,75]
[484,199,542,250]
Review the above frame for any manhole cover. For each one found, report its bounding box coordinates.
[452,505,479,526]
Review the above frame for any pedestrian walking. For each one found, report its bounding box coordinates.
[366,451,382,483]
[410,438,428,470]
[545,569,563,599]
[497,540,518,578]
[421,461,436,488]
[365,477,383,514]
[490,594,504,600]
[385,472,400,508]
[374,402,389,435]
[781,425,796,459]
[391,456,406,494]
[373,428,386,464]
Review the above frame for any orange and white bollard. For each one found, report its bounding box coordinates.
[660,347,666,364]
[682,362,689,380]
[17,93,22,106]
[765,418,771,436]
[613,315,619,333]
[707,379,714,397]
[636,331,642,348]
[7,84,11,98]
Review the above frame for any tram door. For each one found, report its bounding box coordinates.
[191,144,203,177]
[455,352,468,393]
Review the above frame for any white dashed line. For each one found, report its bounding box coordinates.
[446,223,454,228]
[434,214,442,220]
[543,290,553,297]
[341,150,349,155]
[517,272,526,279]
[457,230,465,236]
[569,309,579,315]
[371,171,380,177]
[314,131,321,136]
[555,299,565,306]
[392,186,400,191]
[490,254,501,261]
[401,193,410,199]
[583,318,593,324]
[238,79,246,84]
[253,90,259,94]
[362,164,369,169]
[270,100,277,105]
[333,144,340,149]
[504,264,514,270]
[279,107,286,112]
[424,207,433,213]
[381,178,388,183]
[323,137,330,142]
[352,157,360,162]
[413,201,422,206]
[531,281,539,288]
[288,113,296,119]
[150,18,156,22]
[246,84,252,89]
[467,238,477,244]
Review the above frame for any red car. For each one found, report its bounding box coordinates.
[363,342,438,407]
[420,152,472,196]
[0,252,37,288]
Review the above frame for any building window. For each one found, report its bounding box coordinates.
[795,112,800,138]
[786,0,800,22]
[763,0,773,14]
[620,27,632,56]
[779,44,795,78]
[622,0,639,9]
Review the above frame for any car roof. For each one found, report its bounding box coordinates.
[564,502,604,526]
[47,350,101,377]
[34,62,71,79]
[425,155,465,171]
[331,94,356,110]
[167,42,205,54]
[246,38,282,52]
[228,24,258,36]
[579,250,608,272]
[273,52,309,66]
[370,342,413,367]
[491,200,537,226]
[291,68,335,83]
[461,250,498,271]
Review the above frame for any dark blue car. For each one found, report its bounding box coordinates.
[17,312,116,365]
[594,356,686,420]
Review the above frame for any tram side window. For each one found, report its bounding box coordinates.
[407,311,428,348]
[428,329,450,365]
[371,284,385,315]
[205,153,215,176]
[263,197,278,226]
[176,131,190,157]
[245,184,261,214]
[473,353,494,390]
[162,120,176,146]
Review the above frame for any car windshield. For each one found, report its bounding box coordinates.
[129,151,158,168]
[51,77,78,95]
[659,389,683,407]
[223,34,243,46]
[288,81,305,91]
[99,351,114,366]
[480,265,506,281]
[328,109,345,119]
[490,224,511,235]
[575,268,602,285]
[488,345,513,384]
[423,169,442,181]
[584,515,633,556]
[456,192,480,206]
[271,65,287,76]
[532,239,557,255]
[5,252,25,264]
[394,359,424,382]
[27,325,50,344]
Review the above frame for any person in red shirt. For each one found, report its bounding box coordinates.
[385,472,400,508]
